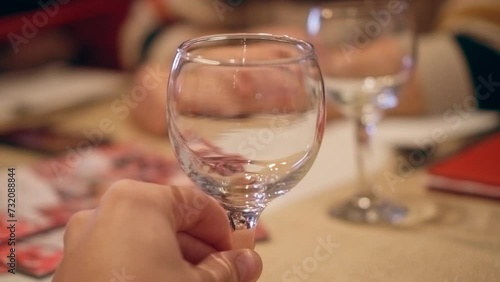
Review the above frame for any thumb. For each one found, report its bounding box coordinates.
[195,249,263,282]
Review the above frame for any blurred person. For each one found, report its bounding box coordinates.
[122,0,499,134]
[53,180,263,282]
[0,0,134,70]
[1,0,497,134]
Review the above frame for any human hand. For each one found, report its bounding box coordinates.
[53,180,263,282]
[174,44,312,117]
[131,43,314,134]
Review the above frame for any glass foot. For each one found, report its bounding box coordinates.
[329,195,436,226]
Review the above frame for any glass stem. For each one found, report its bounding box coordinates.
[227,210,260,250]
[354,113,377,199]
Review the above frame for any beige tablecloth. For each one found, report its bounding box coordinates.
[257,169,500,282]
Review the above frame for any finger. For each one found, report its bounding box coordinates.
[194,249,262,282]
[98,181,232,252]
[177,232,217,264]
[168,186,232,251]
[63,210,94,254]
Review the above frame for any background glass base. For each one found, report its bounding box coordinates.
[329,195,437,226]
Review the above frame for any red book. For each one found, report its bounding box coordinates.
[427,132,500,199]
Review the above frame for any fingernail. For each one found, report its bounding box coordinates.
[236,250,258,282]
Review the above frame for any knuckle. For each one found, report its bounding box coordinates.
[64,210,92,243]
[66,210,91,230]
[102,179,169,210]
[103,179,143,204]
[108,179,141,193]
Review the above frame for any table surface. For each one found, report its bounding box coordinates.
[1,97,499,282]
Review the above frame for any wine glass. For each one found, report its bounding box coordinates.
[307,1,418,224]
[167,33,326,248]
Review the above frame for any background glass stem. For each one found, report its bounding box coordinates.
[354,113,377,198]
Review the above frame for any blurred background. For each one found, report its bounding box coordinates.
[0,0,499,280]
[0,0,498,133]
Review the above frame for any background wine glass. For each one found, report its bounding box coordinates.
[307,1,419,224]
[167,34,326,248]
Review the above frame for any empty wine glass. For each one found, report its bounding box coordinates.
[167,33,325,248]
[308,1,419,224]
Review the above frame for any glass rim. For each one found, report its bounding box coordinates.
[176,33,316,66]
